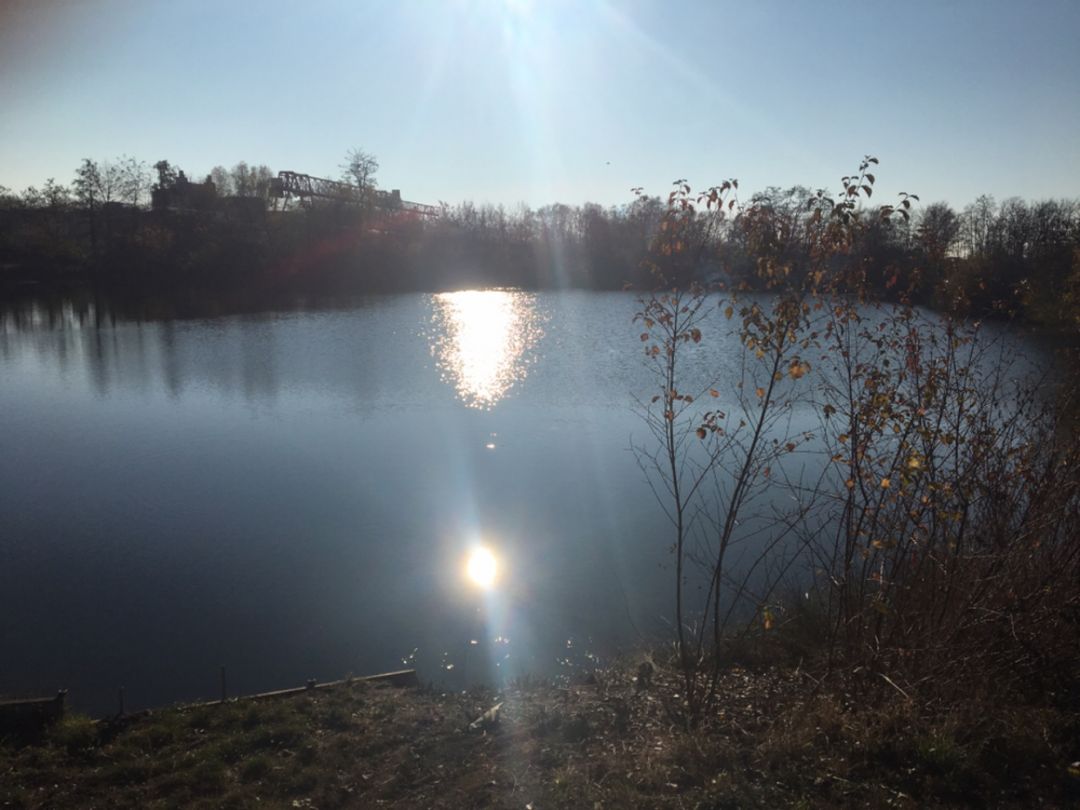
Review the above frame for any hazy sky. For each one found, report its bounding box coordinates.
[1,0,1078,209]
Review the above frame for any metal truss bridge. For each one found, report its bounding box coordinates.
[270,171,439,218]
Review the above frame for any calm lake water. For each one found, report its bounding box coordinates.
[0,290,706,714]
[0,290,1049,715]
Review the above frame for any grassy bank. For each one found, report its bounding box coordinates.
[3,655,1077,809]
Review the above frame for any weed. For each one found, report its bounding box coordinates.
[239,754,271,782]
[49,714,97,755]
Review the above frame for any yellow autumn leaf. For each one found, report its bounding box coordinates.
[881,477,891,489]
[755,387,765,399]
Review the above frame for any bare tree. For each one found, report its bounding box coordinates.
[230,162,255,197]
[340,148,379,198]
[73,158,102,251]
[118,156,151,208]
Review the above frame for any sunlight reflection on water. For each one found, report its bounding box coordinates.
[429,289,545,409]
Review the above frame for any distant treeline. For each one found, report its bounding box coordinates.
[2,156,1078,330]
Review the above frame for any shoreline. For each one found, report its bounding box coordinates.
[3,655,1076,808]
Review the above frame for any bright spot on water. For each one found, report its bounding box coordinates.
[465,546,499,589]
[430,290,544,409]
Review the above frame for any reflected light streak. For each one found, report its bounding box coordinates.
[430,290,544,409]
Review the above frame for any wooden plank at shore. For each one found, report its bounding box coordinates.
[349,669,420,688]
[179,668,420,710]
[245,669,419,701]
[7,669,422,725]
[0,696,63,708]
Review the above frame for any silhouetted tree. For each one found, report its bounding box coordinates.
[73,159,102,251]
[340,148,379,196]
[42,178,71,210]
[152,160,178,192]
[917,202,960,263]
[210,165,231,196]
[118,156,150,208]
[229,162,273,199]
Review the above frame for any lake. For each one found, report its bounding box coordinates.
[0,290,711,715]
[0,289,1049,716]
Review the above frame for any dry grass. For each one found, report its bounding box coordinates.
[2,661,1077,809]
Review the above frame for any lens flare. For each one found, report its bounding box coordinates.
[465,546,498,589]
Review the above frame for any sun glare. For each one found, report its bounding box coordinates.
[465,546,499,589]
[503,0,533,14]
[431,290,544,409]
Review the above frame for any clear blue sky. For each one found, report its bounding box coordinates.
[2,0,1078,209]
